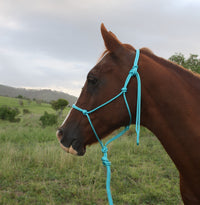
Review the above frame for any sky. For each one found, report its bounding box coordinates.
[0,0,199,97]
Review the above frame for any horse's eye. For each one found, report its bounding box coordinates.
[87,77,97,85]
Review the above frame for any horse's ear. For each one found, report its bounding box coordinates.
[101,23,123,54]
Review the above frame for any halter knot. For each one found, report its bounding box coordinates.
[121,87,127,93]
[101,146,108,153]
[125,125,130,131]
[129,66,138,76]
[101,155,111,166]
[82,109,88,115]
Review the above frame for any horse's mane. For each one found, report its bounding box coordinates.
[141,48,200,89]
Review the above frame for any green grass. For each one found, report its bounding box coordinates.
[0,96,55,114]
[0,96,183,205]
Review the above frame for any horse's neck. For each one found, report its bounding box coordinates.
[140,52,200,176]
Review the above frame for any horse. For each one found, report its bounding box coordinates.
[56,24,200,204]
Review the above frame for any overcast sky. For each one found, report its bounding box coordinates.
[0,0,199,96]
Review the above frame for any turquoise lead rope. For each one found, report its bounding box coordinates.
[72,49,141,205]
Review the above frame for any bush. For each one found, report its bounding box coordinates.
[23,109,31,114]
[39,111,57,127]
[16,95,23,99]
[0,106,20,122]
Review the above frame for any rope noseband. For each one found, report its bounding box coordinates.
[72,49,141,205]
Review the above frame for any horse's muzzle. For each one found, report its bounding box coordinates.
[56,129,86,156]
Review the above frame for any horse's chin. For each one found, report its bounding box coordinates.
[59,143,86,156]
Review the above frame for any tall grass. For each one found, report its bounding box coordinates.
[0,97,183,204]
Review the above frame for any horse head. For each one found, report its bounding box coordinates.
[56,24,139,155]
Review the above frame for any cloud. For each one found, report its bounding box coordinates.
[0,0,199,96]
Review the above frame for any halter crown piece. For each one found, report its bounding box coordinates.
[72,49,141,205]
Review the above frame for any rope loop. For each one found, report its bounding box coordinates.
[129,65,138,76]
[121,87,127,93]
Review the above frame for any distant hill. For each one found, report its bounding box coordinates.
[0,84,77,106]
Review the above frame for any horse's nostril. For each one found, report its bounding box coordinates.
[56,128,64,141]
[58,129,63,136]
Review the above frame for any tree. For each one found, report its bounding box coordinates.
[169,53,200,74]
[51,99,69,116]
[185,54,200,73]
[169,53,185,67]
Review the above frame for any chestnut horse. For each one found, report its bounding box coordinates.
[57,24,200,204]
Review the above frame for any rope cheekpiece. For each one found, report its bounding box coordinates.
[72,49,141,205]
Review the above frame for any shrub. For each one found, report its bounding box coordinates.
[0,106,20,122]
[39,111,57,127]
[16,95,23,99]
[23,109,31,114]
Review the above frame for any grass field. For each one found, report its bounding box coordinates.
[0,96,183,205]
[0,96,54,114]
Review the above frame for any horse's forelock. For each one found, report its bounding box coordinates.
[97,50,110,64]
[97,44,135,64]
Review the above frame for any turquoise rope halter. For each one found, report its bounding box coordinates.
[72,49,141,205]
